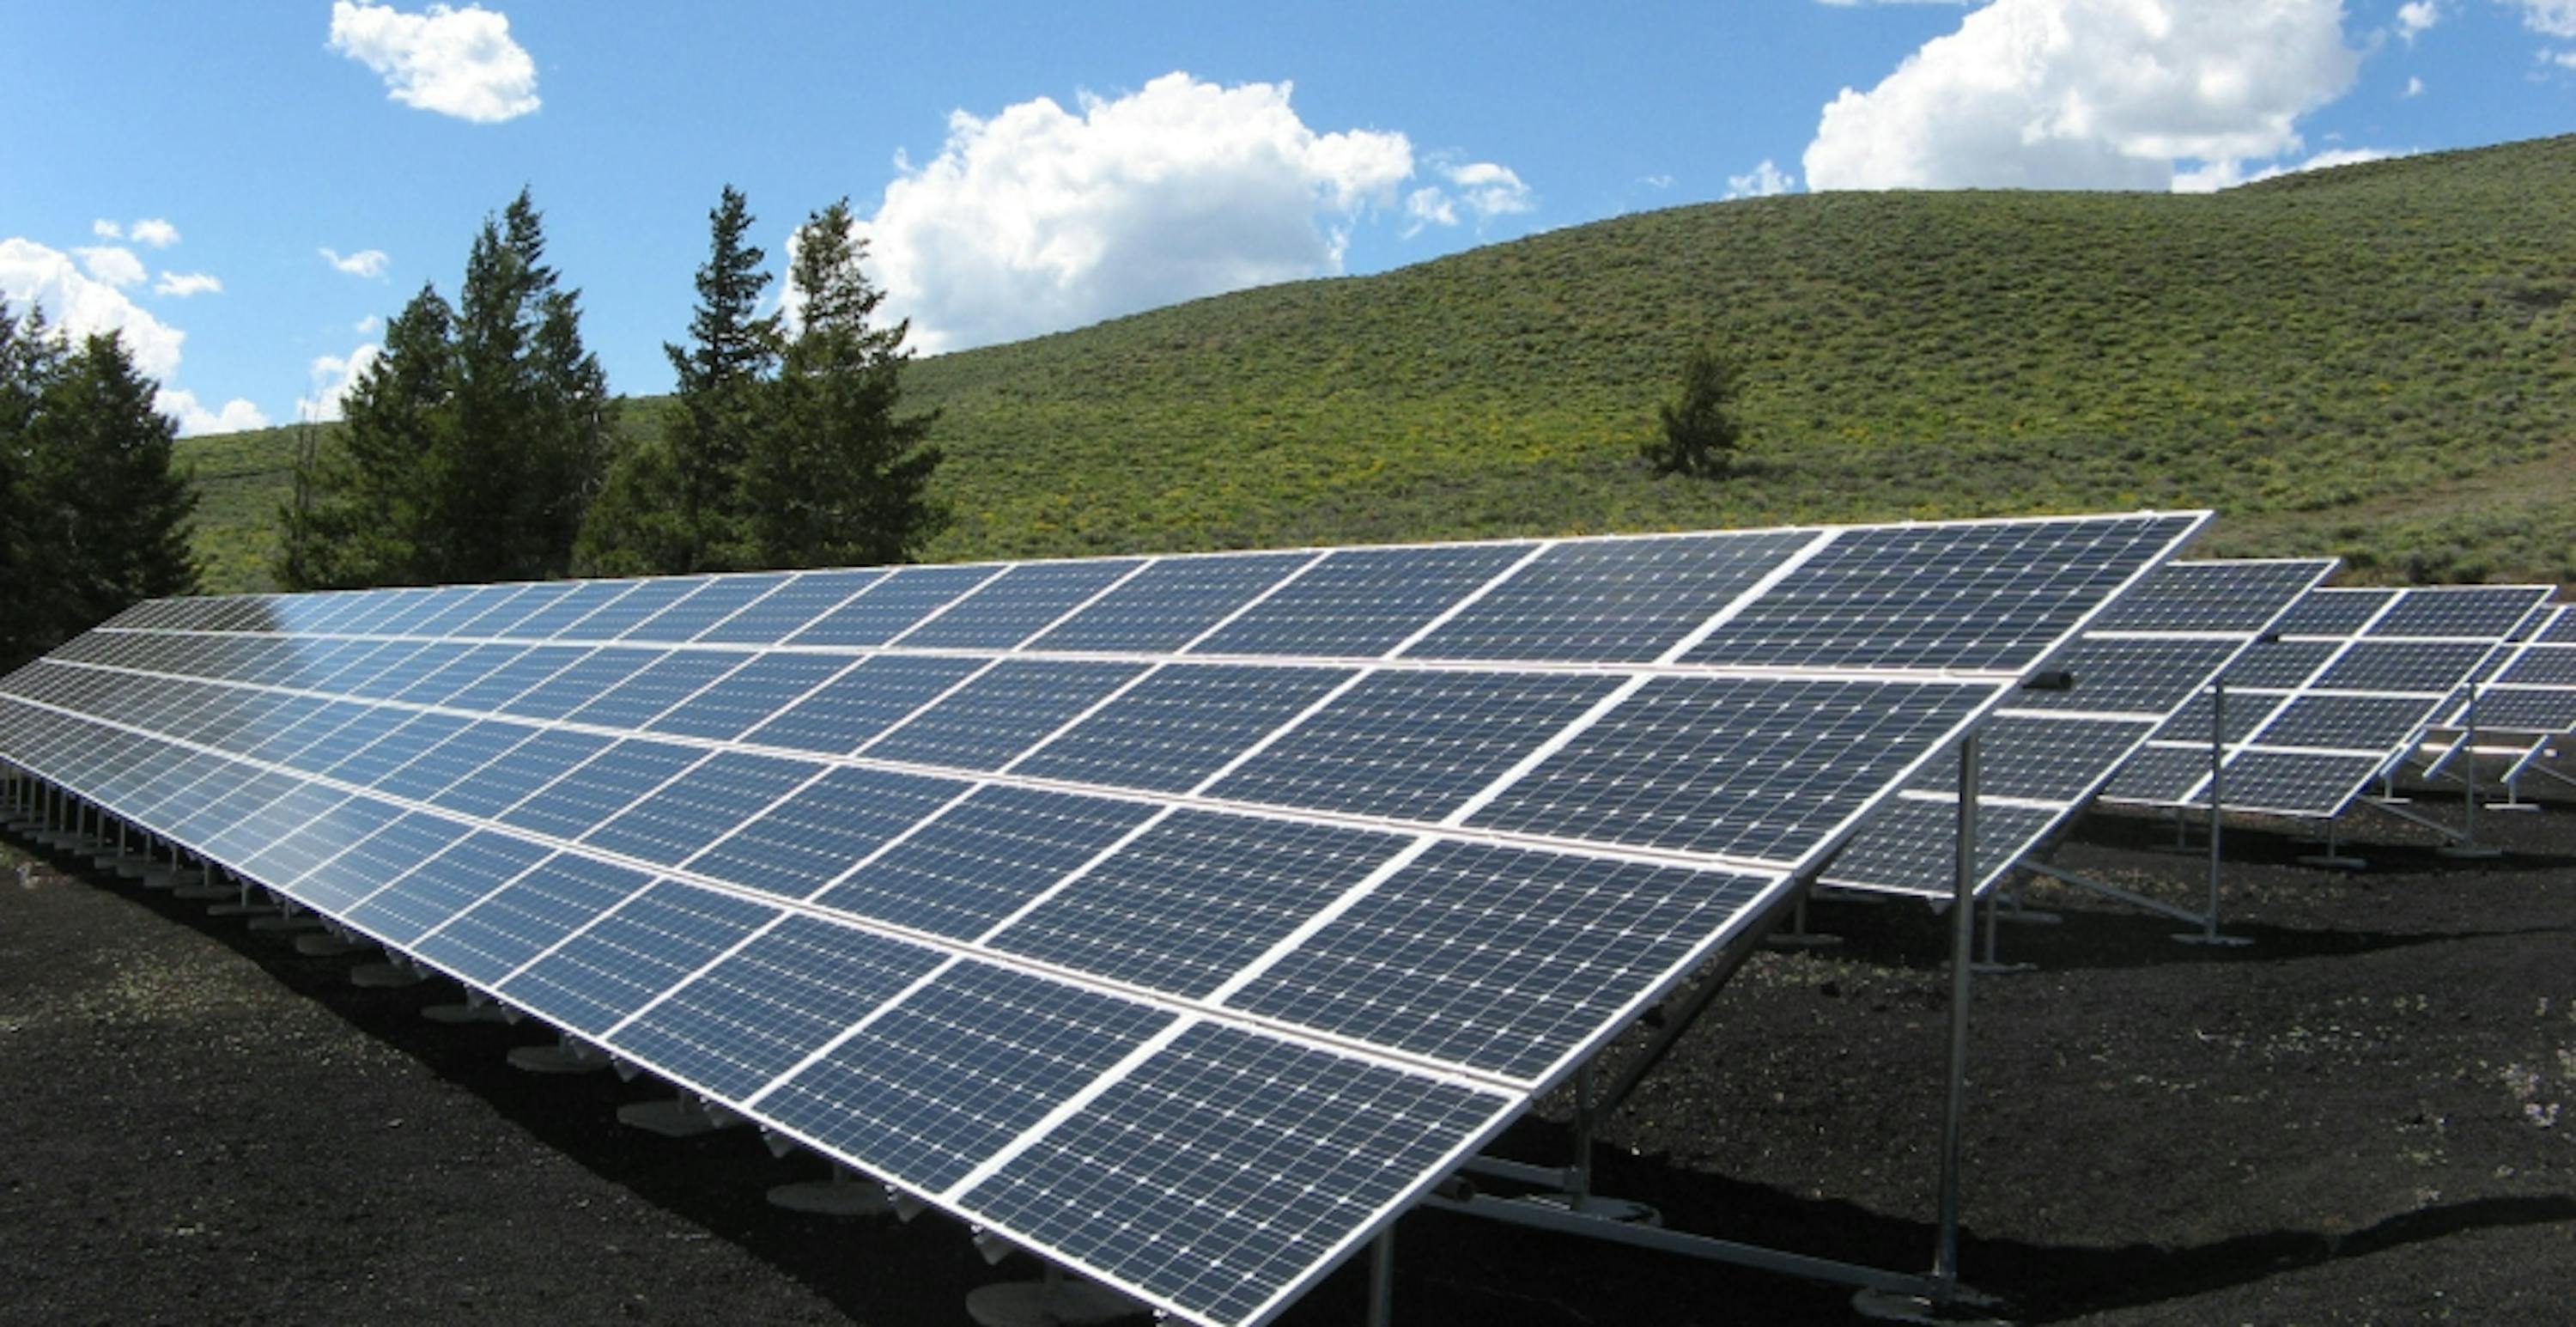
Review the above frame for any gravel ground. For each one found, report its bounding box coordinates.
[3,797,2572,1326]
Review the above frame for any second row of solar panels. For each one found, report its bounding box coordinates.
[107,516,2191,673]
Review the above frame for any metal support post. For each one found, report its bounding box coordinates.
[1367,1224,1396,1327]
[2175,680,2250,947]
[1931,733,1977,1299]
[2439,681,2502,860]
[1570,1066,1595,1208]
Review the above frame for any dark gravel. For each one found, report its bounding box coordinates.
[3,797,2572,1326]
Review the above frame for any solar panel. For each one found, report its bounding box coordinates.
[2432,605,2576,736]
[2104,583,2553,819]
[1822,557,2334,900]
[0,511,2207,1327]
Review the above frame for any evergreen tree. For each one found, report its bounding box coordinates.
[1643,343,1747,479]
[579,185,777,574]
[277,283,456,588]
[278,187,610,588]
[20,332,197,643]
[743,200,942,569]
[0,301,62,667]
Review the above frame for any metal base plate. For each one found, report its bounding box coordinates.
[2172,932,2254,947]
[767,1177,896,1219]
[617,1098,742,1137]
[507,1043,611,1074]
[2436,844,2505,861]
[422,1001,514,1025]
[2298,853,2366,871]
[1850,1288,2011,1324]
[964,1280,1149,1327]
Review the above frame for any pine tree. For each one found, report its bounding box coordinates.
[1643,344,1747,480]
[279,187,611,588]
[0,301,62,668]
[277,283,456,589]
[580,185,777,574]
[743,200,943,569]
[21,332,197,641]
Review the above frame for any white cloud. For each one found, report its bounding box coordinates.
[1404,186,1458,232]
[156,388,270,436]
[5,237,263,437]
[1,239,186,379]
[328,2,539,124]
[855,71,1417,353]
[355,313,384,334]
[320,247,390,277]
[74,246,147,289]
[2397,1,2441,40]
[1724,159,1798,199]
[1803,0,2364,192]
[1642,173,1675,190]
[1814,1,1978,6]
[154,271,222,298]
[128,218,179,249]
[2551,46,2576,65]
[2505,0,2576,37]
[2405,75,2427,95]
[91,219,122,240]
[2172,144,2407,192]
[1403,160,1535,235]
[297,343,384,423]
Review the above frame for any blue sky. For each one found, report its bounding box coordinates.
[3,0,2570,435]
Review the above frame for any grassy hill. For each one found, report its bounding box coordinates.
[181,134,2576,593]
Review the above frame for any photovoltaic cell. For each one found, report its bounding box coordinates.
[608,916,944,1101]
[1685,516,2200,670]
[786,564,999,648]
[429,727,614,819]
[895,558,1143,649]
[692,765,971,899]
[1230,840,1770,1079]
[1207,670,1623,822]
[1188,542,1536,658]
[414,852,655,984]
[755,961,1175,1192]
[1009,664,1353,793]
[497,740,706,842]
[694,569,884,645]
[344,830,551,943]
[2275,589,2395,636]
[501,881,779,1035]
[1819,798,2060,899]
[2313,642,2500,692]
[2367,587,2548,640]
[645,652,854,742]
[1467,676,1993,861]
[2002,636,2244,717]
[1028,552,1313,654]
[811,785,1157,939]
[991,811,1409,998]
[560,651,748,730]
[2087,559,2339,633]
[498,648,661,721]
[861,660,1148,770]
[619,573,793,643]
[581,751,819,866]
[744,654,986,755]
[1407,532,1807,663]
[961,1024,1508,1327]
[2255,694,2444,750]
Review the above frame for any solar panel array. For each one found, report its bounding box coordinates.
[0,513,2207,1327]
[2101,584,2553,819]
[1822,558,2335,899]
[2436,605,2576,734]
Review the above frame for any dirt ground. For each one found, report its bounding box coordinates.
[3,794,2573,1327]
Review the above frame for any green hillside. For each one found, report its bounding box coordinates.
[182,134,2576,593]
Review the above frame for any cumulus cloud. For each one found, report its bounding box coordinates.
[328,2,539,123]
[855,72,1418,352]
[1724,160,1798,199]
[355,313,384,334]
[156,388,270,435]
[321,247,390,277]
[2397,1,2441,40]
[75,246,147,289]
[153,271,222,298]
[1803,0,2364,192]
[92,220,122,240]
[298,343,384,423]
[4,237,264,436]
[1,238,185,378]
[2405,75,2427,95]
[129,218,180,248]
